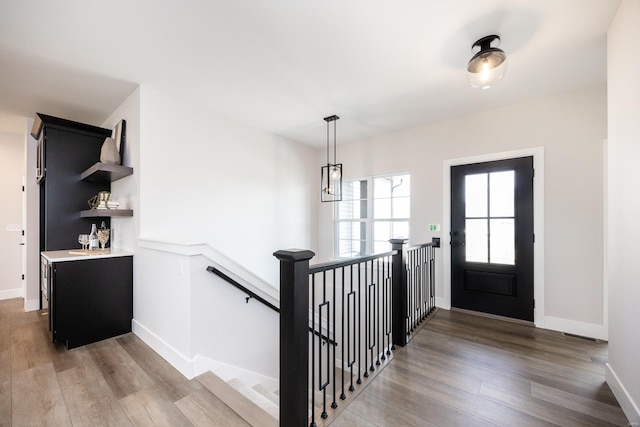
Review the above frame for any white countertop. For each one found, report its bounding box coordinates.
[41,248,134,262]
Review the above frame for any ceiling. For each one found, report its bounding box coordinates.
[0,0,620,146]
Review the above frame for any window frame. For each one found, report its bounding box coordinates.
[334,173,410,258]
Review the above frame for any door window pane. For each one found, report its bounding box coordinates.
[465,174,487,217]
[490,171,514,217]
[490,219,515,265]
[465,219,488,263]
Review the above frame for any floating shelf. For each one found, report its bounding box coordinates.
[81,163,133,183]
[80,209,133,218]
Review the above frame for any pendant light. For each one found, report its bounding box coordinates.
[321,115,342,202]
[466,35,508,89]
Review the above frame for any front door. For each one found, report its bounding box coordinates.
[451,157,534,321]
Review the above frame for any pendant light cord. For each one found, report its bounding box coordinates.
[326,120,330,165]
[333,120,337,164]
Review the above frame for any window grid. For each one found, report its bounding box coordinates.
[336,174,410,258]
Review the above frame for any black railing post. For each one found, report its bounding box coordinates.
[390,239,408,348]
[274,249,315,427]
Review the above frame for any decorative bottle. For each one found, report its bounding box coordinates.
[89,224,99,250]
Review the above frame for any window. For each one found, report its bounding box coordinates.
[336,174,410,257]
[464,170,515,265]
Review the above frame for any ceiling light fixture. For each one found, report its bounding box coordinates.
[466,35,508,89]
[321,114,342,202]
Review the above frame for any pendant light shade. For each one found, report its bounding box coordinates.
[321,115,342,202]
[467,35,508,89]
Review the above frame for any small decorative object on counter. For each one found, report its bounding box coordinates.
[98,221,110,250]
[89,224,99,250]
[100,137,121,165]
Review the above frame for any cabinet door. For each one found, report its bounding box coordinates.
[53,257,133,349]
[41,127,110,250]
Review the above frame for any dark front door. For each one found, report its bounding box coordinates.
[451,157,534,321]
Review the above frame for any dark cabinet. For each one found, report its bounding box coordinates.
[44,254,133,349]
[32,113,113,252]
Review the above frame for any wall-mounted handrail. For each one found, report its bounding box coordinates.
[206,265,337,347]
[207,266,279,312]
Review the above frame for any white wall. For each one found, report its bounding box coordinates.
[137,86,318,286]
[318,86,607,336]
[606,0,640,423]
[0,128,25,299]
[101,87,140,253]
[117,85,317,381]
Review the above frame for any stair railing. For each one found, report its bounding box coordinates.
[206,265,338,346]
[275,238,439,427]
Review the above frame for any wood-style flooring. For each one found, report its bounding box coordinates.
[332,309,629,427]
[1,298,629,426]
[0,298,249,427]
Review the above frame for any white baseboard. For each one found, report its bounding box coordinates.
[24,298,40,312]
[194,356,279,391]
[543,315,608,341]
[606,363,640,425]
[435,297,451,310]
[0,288,22,301]
[132,319,195,379]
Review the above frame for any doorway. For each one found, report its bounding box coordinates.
[450,156,534,321]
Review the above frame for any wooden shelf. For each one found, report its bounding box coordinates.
[81,163,133,183]
[80,209,133,218]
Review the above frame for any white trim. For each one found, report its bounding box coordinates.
[0,288,23,301]
[441,147,545,326]
[602,140,609,340]
[132,319,195,379]
[138,238,280,305]
[543,316,607,341]
[24,298,40,312]
[606,363,640,425]
[194,356,279,391]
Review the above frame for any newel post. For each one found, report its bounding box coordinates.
[390,239,408,348]
[274,249,315,427]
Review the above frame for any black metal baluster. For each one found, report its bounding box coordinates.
[369,260,375,373]
[386,255,392,356]
[310,274,317,427]
[340,266,346,401]
[430,245,436,314]
[409,250,414,333]
[356,263,362,385]
[348,264,355,392]
[364,261,369,378]
[320,271,328,420]
[375,258,381,367]
[381,257,387,361]
[418,248,427,323]
[331,268,337,410]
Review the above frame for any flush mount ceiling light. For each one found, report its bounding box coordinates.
[466,34,508,89]
[321,115,342,202]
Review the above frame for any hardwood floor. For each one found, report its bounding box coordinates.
[333,309,629,427]
[0,298,249,427]
[1,298,629,426]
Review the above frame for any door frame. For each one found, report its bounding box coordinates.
[441,147,545,327]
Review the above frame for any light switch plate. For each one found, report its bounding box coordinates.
[5,224,22,232]
[428,224,441,232]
